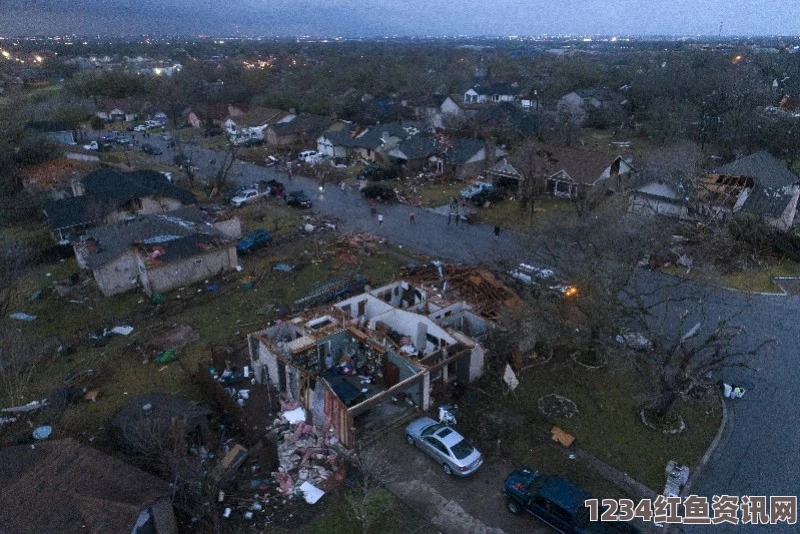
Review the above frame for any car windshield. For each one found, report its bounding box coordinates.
[450,439,475,460]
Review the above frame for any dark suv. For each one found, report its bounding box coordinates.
[504,468,638,533]
[286,190,313,209]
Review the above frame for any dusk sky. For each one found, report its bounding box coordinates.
[2,0,799,37]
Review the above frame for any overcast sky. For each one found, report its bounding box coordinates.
[2,0,799,37]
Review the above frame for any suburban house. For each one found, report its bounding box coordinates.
[557,88,616,124]
[628,175,690,219]
[264,114,336,147]
[463,82,520,104]
[414,94,464,129]
[530,146,636,200]
[487,158,523,187]
[347,121,423,162]
[698,151,800,229]
[223,106,290,133]
[184,103,233,128]
[73,207,238,296]
[387,135,440,171]
[0,438,176,534]
[438,137,507,180]
[43,169,196,243]
[247,280,488,448]
[316,127,360,159]
[95,98,145,122]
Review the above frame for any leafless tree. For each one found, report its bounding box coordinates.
[171,135,197,188]
[211,138,239,195]
[346,448,400,534]
[0,325,44,407]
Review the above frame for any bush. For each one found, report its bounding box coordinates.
[361,184,397,203]
[729,214,800,263]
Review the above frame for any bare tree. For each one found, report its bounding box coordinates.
[346,448,400,534]
[0,325,44,407]
[211,138,239,195]
[171,135,196,188]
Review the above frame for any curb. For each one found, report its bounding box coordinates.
[655,269,788,298]
[680,390,728,498]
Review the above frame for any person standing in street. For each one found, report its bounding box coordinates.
[494,225,501,239]
[409,211,416,225]
[378,213,384,226]
[340,181,347,193]
[287,168,293,181]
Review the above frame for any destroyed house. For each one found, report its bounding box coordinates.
[248,281,487,448]
[73,208,238,296]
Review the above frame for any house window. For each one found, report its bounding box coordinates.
[492,95,500,102]
[556,181,571,194]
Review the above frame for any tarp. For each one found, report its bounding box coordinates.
[299,481,325,504]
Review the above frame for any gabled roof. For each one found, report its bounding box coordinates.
[351,122,423,149]
[228,106,289,128]
[712,151,800,189]
[185,102,229,121]
[534,145,625,185]
[271,114,333,137]
[573,87,614,101]
[395,135,438,160]
[44,169,196,231]
[488,158,521,179]
[443,138,485,165]
[0,438,170,534]
[79,207,226,269]
[468,82,520,96]
[739,184,798,219]
[319,128,361,147]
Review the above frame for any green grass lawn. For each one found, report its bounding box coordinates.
[415,182,464,207]
[662,259,800,294]
[474,196,577,232]
[459,350,720,492]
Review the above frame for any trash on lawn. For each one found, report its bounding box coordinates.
[222,507,232,519]
[299,481,325,504]
[0,416,18,427]
[9,312,37,321]
[110,325,134,336]
[33,425,52,440]
[83,389,99,402]
[151,293,167,304]
[207,283,220,292]
[664,460,690,497]
[283,407,306,424]
[211,443,249,485]
[551,426,575,448]
[503,363,519,391]
[156,349,177,364]
[272,262,296,273]
[2,399,48,413]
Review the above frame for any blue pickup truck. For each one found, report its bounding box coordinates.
[504,467,638,533]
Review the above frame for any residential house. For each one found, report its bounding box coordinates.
[388,135,439,171]
[529,146,636,199]
[699,151,800,229]
[43,169,197,243]
[438,137,507,180]
[557,88,616,124]
[264,114,336,148]
[463,82,520,104]
[628,177,690,219]
[316,127,359,159]
[347,121,423,162]
[247,280,488,448]
[0,438,176,534]
[73,207,238,296]
[184,103,231,128]
[223,106,290,133]
[487,158,522,188]
[95,98,145,122]
[414,94,464,129]
[26,120,77,145]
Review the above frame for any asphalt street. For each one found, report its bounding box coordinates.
[134,135,799,532]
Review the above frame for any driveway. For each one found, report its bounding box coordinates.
[136,137,799,532]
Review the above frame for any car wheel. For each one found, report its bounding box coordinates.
[405,434,415,445]
[442,463,453,476]
[506,500,522,515]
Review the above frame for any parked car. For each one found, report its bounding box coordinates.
[160,133,173,142]
[460,181,494,199]
[615,329,651,351]
[259,179,284,197]
[360,184,397,203]
[82,140,112,151]
[265,155,280,166]
[507,263,578,298]
[141,143,162,155]
[116,135,131,146]
[470,187,505,206]
[230,188,264,208]
[237,229,272,254]
[125,125,135,132]
[404,417,483,476]
[99,134,118,144]
[286,190,313,209]
[297,150,319,163]
[504,467,638,533]
[358,163,398,182]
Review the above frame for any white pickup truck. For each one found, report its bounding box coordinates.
[82,140,111,151]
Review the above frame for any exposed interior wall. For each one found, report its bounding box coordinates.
[334,293,394,321]
[368,281,426,309]
[370,308,455,354]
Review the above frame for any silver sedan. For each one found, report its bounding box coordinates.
[405,417,483,476]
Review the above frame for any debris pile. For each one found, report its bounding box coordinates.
[299,214,340,234]
[403,264,524,320]
[336,232,386,258]
[295,274,369,309]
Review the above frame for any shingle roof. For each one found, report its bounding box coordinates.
[0,438,170,534]
[444,138,485,165]
[80,207,224,269]
[396,135,438,160]
[320,129,360,147]
[271,114,333,137]
[739,184,797,218]
[713,151,800,189]
[43,169,196,231]
[350,122,423,150]
[529,145,621,185]
[488,159,521,179]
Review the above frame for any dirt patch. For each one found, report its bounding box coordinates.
[538,394,579,419]
[149,324,200,351]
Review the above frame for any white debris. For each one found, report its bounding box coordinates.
[283,407,306,424]
[299,481,325,504]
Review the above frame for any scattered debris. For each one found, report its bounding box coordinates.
[294,274,368,309]
[299,481,325,504]
[9,312,37,322]
[212,444,249,485]
[664,460,690,497]
[272,263,296,273]
[283,407,306,425]
[156,349,177,365]
[503,364,520,391]
[336,232,386,256]
[551,426,575,448]
[110,325,134,336]
[33,425,52,440]
[83,389,99,402]
[0,416,18,427]
[2,399,48,414]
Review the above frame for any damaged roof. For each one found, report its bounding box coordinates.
[396,135,438,160]
[44,169,196,231]
[351,121,423,150]
[271,114,333,137]
[531,145,626,185]
[739,184,798,219]
[443,138,486,165]
[79,207,227,269]
[712,151,800,189]
[0,437,170,534]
